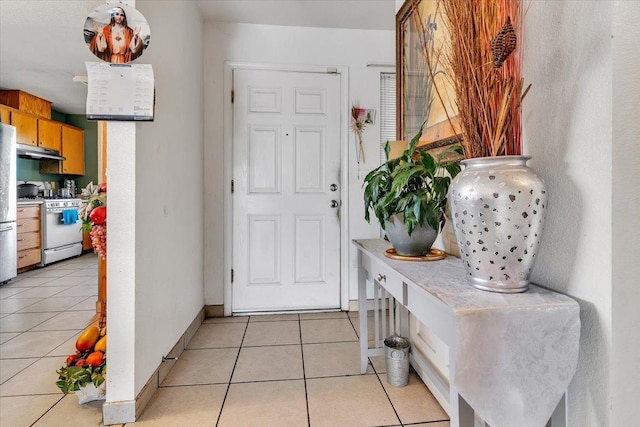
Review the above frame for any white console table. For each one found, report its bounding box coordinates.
[354,239,580,427]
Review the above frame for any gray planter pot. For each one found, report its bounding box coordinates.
[385,214,438,257]
[448,156,548,293]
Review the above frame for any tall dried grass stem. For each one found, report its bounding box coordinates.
[439,0,526,158]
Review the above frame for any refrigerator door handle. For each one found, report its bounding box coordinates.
[0,225,15,232]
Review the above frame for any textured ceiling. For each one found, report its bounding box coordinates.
[0,0,395,114]
[195,0,395,31]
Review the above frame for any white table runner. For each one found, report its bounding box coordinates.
[356,239,580,427]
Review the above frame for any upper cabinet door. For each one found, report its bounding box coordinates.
[0,105,10,124]
[11,110,37,146]
[38,119,62,151]
[61,125,84,175]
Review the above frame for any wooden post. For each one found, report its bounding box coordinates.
[96,121,107,317]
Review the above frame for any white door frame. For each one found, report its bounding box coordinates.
[223,62,350,316]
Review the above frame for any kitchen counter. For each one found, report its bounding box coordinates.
[17,199,44,205]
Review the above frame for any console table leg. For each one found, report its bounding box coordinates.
[357,251,368,374]
[546,393,566,427]
[458,394,475,427]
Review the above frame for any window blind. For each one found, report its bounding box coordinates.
[379,72,397,164]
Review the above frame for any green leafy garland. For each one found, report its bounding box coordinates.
[56,362,106,394]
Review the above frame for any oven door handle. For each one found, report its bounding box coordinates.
[46,208,80,214]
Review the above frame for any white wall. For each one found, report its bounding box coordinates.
[105,0,204,417]
[611,3,640,425]
[525,1,640,425]
[203,23,394,305]
[200,3,640,424]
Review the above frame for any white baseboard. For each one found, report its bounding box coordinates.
[204,304,224,317]
[349,298,386,312]
[102,307,205,425]
[102,400,135,425]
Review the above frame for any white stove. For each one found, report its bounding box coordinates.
[16,181,84,266]
[44,198,83,211]
[39,197,83,266]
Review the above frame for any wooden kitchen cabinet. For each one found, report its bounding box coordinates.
[37,118,62,152]
[0,90,51,119]
[61,125,84,174]
[0,105,10,124]
[11,110,38,146]
[16,204,42,270]
[40,124,85,175]
[2,90,86,176]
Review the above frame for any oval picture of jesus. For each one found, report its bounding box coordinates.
[84,4,151,64]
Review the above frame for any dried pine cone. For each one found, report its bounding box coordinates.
[491,16,517,69]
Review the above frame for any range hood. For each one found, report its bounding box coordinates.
[16,143,65,161]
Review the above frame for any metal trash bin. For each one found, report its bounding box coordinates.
[384,335,410,387]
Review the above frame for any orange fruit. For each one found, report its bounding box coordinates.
[76,326,100,352]
[94,336,107,353]
[86,351,104,367]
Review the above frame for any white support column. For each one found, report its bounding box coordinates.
[103,121,136,425]
[102,6,137,426]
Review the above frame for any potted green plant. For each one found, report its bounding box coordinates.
[363,124,461,256]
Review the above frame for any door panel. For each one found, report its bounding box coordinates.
[295,89,326,114]
[249,126,281,193]
[295,127,325,193]
[61,125,85,175]
[248,215,281,284]
[37,119,62,151]
[11,111,37,146]
[233,69,341,312]
[294,216,325,283]
[249,87,281,112]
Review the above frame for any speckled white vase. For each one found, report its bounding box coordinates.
[447,156,548,293]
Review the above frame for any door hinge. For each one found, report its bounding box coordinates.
[231,179,234,193]
[231,90,234,103]
[231,269,234,283]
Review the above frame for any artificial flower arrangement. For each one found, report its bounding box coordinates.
[56,325,107,403]
[79,182,107,259]
[438,0,528,157]
[57,183,108,403]
[433,0,549,294]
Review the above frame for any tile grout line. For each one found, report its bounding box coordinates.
[373,361,404,426]
[3,259,448,427]
[28,394,66,427]
[348,311,405,426]
[214,314,250,427]
[297,314,311,427]
[0,305,88,386]
[1,255,105,425]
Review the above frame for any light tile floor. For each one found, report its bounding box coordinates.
[0,254,450,427]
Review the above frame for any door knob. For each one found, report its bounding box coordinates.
[330,200,339,208]
[330,184,338,192]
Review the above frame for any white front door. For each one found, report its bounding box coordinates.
[232,68,342,312]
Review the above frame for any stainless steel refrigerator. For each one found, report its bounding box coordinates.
[0,123,17,284]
